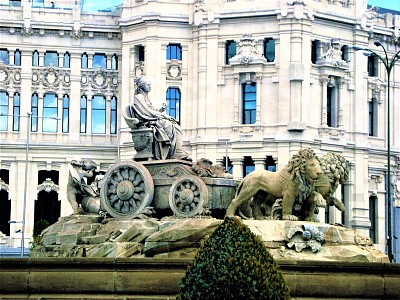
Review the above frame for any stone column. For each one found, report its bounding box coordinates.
[105,92,112,135]
[86,92,93,134]
[320,75,328,127]
[7,90,15,131]
[337,78,346,129]
[233,73,240,125]
[37,91,44,133]
[255,73,262,125]
[231,158,243,180]
[56,91,64,134]
[253,157,265,171]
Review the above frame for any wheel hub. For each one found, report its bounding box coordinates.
[179,188,194,206]
[116,180,134,200]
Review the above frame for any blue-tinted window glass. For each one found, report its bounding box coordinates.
[264,38,275,62]
[14,49,21,66]
[13,93,20,131]
[166,87,181,123]
[166,44,182,60]
[43,93,58,132]
[44,51,58,67]
[242,83,256,124]
[62,95,69,133]
[0,92,8,131]
[31,93,38,132]
[92,53,106,69]
[63,52,70,68]
[111,54,118,70]
[0,49,9,65]
[80,95,87,133]
[91,95,106,134]
[225,41,236,65]
[32,50,39,66]
[110,96,117,134]
[81,53,88,69]
[243,156,255,177]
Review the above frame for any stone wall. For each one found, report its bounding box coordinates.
[1,258,399,299]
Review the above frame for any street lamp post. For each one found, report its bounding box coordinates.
[353,42,400,262]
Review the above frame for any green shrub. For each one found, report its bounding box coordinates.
[177,217,290,300]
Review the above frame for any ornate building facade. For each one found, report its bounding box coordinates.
[0,0,399,260]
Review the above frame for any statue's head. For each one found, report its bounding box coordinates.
[134,76,151,94]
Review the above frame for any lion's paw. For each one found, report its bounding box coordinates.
[282,214,299,221]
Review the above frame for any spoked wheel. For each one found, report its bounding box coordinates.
[100,161,154,218]
[169,175,209,217]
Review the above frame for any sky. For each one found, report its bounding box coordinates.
[81,0,400,12]
[368,0,400,11]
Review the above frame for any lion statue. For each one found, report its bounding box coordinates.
[314,152,349,212]
[225,148,324,221]
[67,159,101,214]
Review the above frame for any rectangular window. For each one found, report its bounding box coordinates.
[242,83,256,125]
[80,96,87,133]
[91,95,106,134]
[369,195,377,243]
[0,49,9,65]
[92,53,107,69]
[368,56,377,77]
[43,93,58,132]
[166,44,182,60]
[225,40,236,65]
[44,51,58,67]
[263,38,275,62]
[311,40,318,64]
[110,96,117,134]
[243,156,255,177]
[368,100,378,137]
[0,92,8,131]
[13,93,20,131]
[166,87,181,123]
[14,49,21,66]
[138,45,145,62]
[327,84,337,128]
[62,95,69,133]
[31,94,38,132]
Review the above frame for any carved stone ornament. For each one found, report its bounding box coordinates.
[229,34,266,65]
[193,0,205,12]
[71,21,81,39]
[132,132,153,152]
[166,59,182,80]
[0,178,9,192]
[32,66,71,88]
[0,63,21,87]
[134,61,145,78]
[317,38,348,68]
[23,18,32,36]
[287,224,324,253]
[81,68,119,93]
[37,178,60,193]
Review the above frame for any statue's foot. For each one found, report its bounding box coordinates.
[333,199,345,212]
[282,214,299,221]
[225,206,236,217]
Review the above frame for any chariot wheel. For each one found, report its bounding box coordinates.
[169,175,209,217]
[100,161,154,218]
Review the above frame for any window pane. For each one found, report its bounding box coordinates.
[110,96,117,134]
[166,87,180,123]
[243,83,256,124]
[13,93,20,131]
[0,49,9,65]
[62,95,69,133]
[32,51,39,66]
[43,94,58,132]
[0,92,8,131]
[166,44,182,60]
[91,96,105,134]
[111,54,118,70]
[93,53,106,69]
[44,51,58,67]
[31,94,38,132]
[80,96,87,133]
[264,38,275,62]
[81,53,88,69]
[226,41,236,64]
[63,52,70,68]
[14,49,21,66]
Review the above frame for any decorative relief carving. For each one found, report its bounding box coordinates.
[318,38,348,68]
[134,61,145,78]
[229,34,266,65]
[37,178,60,193]
[368,78,385,104]
[71,21,82,39]
[0,178,9,192]
[32,66,71,89]
[0,63,21,88]
[166,59,182,80]
[80,67,119,93]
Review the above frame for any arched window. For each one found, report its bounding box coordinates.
[166,44,182,60]
[80,95,87,133]
[91,95,106,134]
[32,50,39,66]
[62,94,69,133]
[92,53,107,69]
[111,54,118,70]
[13,92,20,131]
[81,52,88,69]
[166,87,181,123]
[31,93,38,132]
[110,96,117,134]
[43,93,58,132]
[63,52,70,68]
[44,51,58,67]
[14,49,21,66]
[0,49,9,65]
[0,91,8,131]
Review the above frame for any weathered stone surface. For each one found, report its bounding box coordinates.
[143,218,221,256]
[32,215,388,263]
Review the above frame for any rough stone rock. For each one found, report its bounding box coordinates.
[143,218,221,256]
[32,215,388,263]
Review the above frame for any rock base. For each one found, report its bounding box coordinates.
[31,215,388,263]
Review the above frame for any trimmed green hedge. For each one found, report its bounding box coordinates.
[177,217,290,300]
